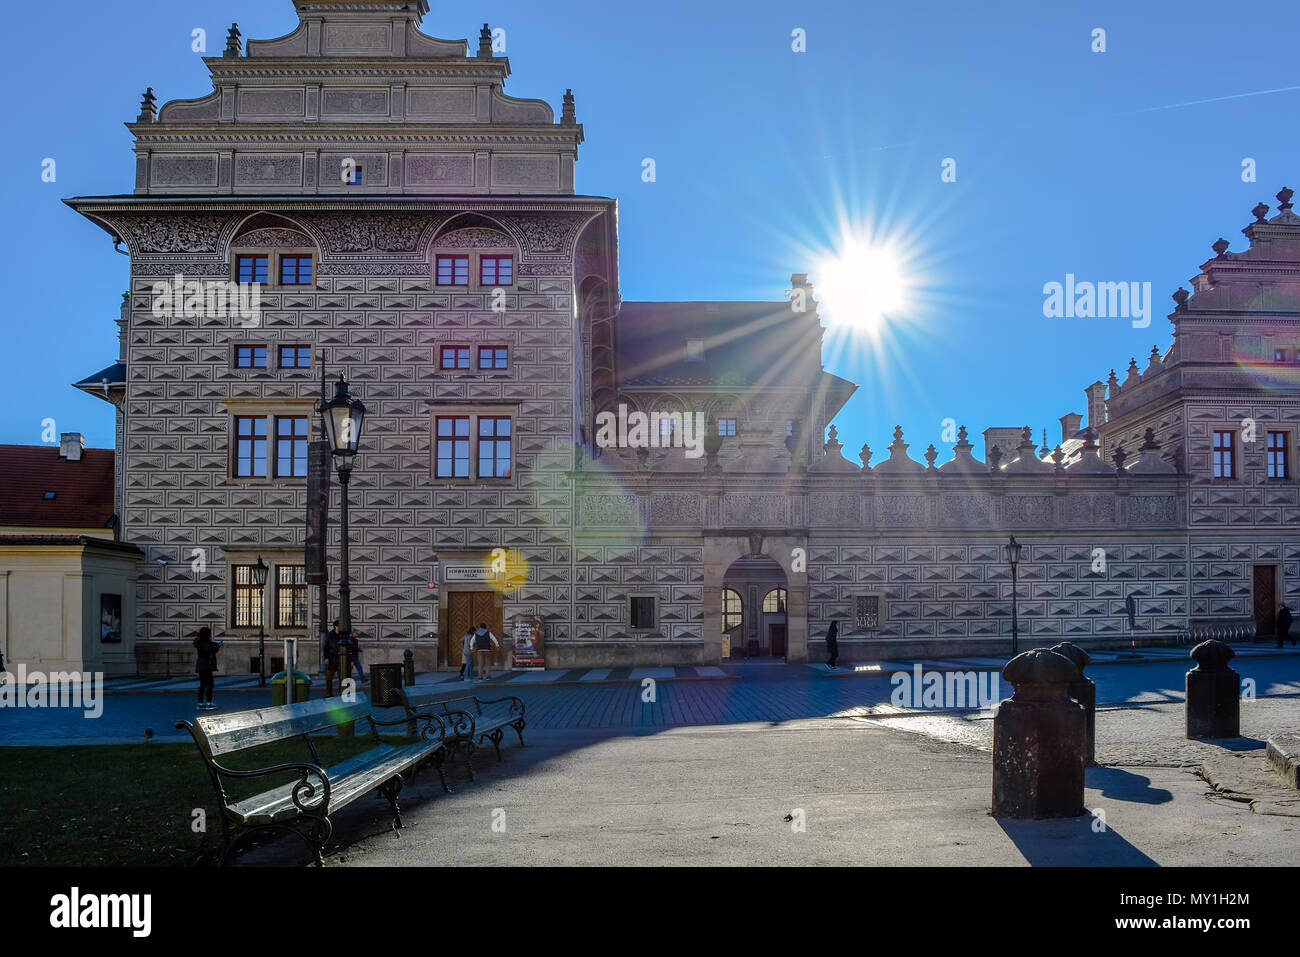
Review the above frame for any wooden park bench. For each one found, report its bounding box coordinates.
[176,693,451,866]
[394,688,527,766]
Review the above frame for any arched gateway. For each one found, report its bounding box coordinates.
[702,535,808,664]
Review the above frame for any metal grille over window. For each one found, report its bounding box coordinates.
[855,596,879,630]
[277,564,308,627]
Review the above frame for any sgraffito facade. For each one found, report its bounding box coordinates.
[68,0,1298,672]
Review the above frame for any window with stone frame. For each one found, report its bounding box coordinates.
[440,345,471,370]
[236,254,268,284]
[762,587,787,613]
[276,564,309,628]
[1267,430,1290,479]
[1212,430,1236,479]
[436,255,470,287]
[480,255,514,286]
[430,406,519,483]
[231,564,264,628]
[718,418,738,437]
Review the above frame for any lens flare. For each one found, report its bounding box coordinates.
[815,241,911,334]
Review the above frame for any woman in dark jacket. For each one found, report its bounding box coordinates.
[826,621,840,670]
[194,626,221,710]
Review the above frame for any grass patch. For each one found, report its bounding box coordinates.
[0,733,416,867]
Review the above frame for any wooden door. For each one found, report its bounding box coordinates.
[1253,566,1277,638]
[770,624,787,657]
[447,592,501,666]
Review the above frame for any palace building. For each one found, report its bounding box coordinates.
[63,0,1300,674]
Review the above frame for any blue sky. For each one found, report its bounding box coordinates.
[4,0,1297,457]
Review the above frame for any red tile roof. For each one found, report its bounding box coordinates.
[0,445,116,530]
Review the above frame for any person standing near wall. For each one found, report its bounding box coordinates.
[194,626,222,710]
[825,620,840,670]
[1277,603,1294,649]
[473,621,500,681]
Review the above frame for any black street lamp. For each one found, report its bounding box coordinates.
[320,376,366,691]
[251,554,269,687]
[1005,535,1022,656]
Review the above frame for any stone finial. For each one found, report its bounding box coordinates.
[1140,427,1160,451]
[224,22,242,57]
[924,443,938,469]
[859,443,872,468]
[892,424,904,444]
[988,444,1003,471]
[957,424,968,444]
[1278,186,1295,212]
[562,89,577,125]
[1190,638,1235,670]
[1112,443,1128,471]
[1150,345,1161,362]
[635,444,649,469]
[1021,425,1033,443]
[1127,357,1139,376]
[1253,202,1270,223]
[1107,369,1119,394]
[827,423,839,445]
[1002,648,1080,702]
[478,23,493,57]
[1172,287,1189,306]
[1051,444,1065,471]
[1050,641,1091,674]
[137,87,158,123]
[1212,237,1230,257]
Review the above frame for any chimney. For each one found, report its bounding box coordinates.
[1059,413,1082,444]
[59,433,84,462]
[1085,381,1107,430]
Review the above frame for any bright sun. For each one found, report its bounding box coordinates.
[815,242,909,334]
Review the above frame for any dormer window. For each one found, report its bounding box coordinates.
[685,339,705,362]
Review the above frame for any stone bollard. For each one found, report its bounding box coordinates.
[992,648,1087,819]
[403,648,416,686]
[1051,641,1096,766]
[1186,639,1240,739]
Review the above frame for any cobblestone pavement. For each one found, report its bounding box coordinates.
[3,653,1296,745]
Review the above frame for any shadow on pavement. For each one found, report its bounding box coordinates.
[1089,766,1173,805]
[995,814,1158,866]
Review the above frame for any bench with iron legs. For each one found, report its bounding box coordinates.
[394,688,526,765]
[176,692,450,866]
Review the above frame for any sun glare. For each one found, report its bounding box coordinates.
[815,242,910,334]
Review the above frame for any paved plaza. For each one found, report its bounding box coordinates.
[4,647,1296,866]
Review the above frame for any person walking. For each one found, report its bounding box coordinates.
[347,630,367,683]
[459,627,477,683]
[323,621,341,696]
[1277,603,1294,649]
[473,621,500,681]
[825,620,840,670]
[193,626,222,710]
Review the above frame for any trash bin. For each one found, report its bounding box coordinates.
[370,663,406,707]
[270,670,312,706]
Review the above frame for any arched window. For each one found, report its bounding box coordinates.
[722,589,743,633]
[762,588,787,614]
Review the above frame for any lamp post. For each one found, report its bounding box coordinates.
[251,555,269,687]
[320,376,366,693]
[1005,536,1022,656]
